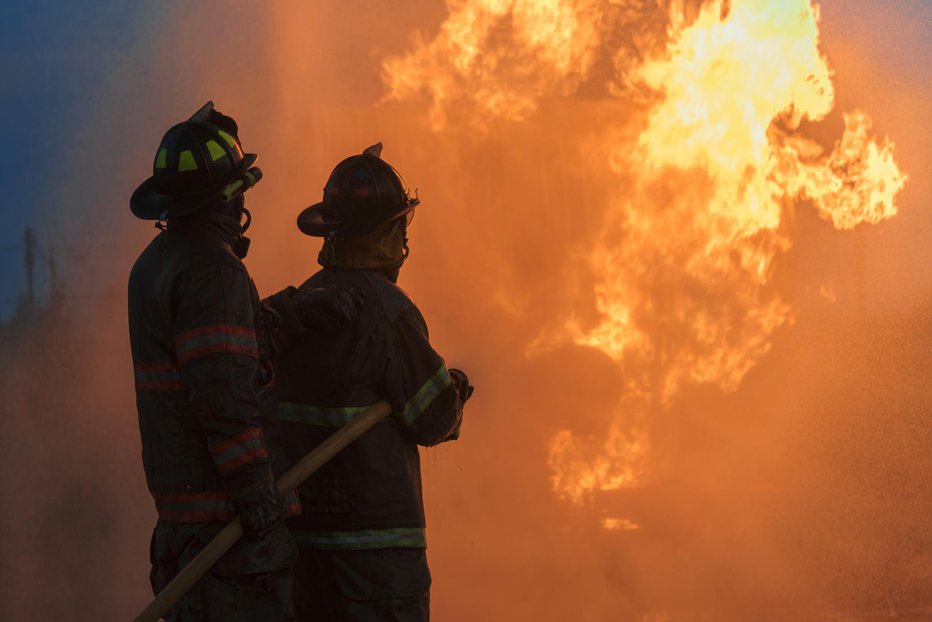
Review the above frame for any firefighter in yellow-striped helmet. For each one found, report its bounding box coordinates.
[130,101,261,221]
[127,101,302,621]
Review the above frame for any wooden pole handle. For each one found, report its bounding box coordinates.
[132,400,393,622]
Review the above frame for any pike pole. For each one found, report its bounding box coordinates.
[132,400,393,622]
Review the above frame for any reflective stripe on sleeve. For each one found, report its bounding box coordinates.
[400,365,452,426]
[175,323,258,366]
[134,361,186,392]
[292,527,426,551]
[152,491,237,522]
[279,402,370,427]
[207,427,268,475]
[153,489,298,523]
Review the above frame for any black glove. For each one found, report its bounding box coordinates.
[292,285,365,332]
[233,486,284,540]
[449,368,474,403]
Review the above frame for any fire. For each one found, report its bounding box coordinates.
[601,517,641,531]
[383,0,606,128]
[548,413,649,504]
[384,0,907,504]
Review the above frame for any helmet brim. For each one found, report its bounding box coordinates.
[130,153,257,220]
[297,200,415,238]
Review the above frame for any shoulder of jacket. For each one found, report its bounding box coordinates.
[177,241,249,282]
[361,271,414,322]
[136,231,247,275]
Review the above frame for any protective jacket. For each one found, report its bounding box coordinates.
[127,222,299,547]
[277,268,464,551]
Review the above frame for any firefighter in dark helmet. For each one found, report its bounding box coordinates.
[127,102,360,621]
[268,143,474,621]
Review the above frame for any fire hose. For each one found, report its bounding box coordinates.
[131,400,393,622]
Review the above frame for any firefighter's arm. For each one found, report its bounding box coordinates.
[383,307,471,446]
[174,263,281,537]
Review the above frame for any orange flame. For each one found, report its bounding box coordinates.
[384,0,907,504]
[383,0,607,127]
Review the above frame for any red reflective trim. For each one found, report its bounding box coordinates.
[179,343,258,365]
[177,323,255,342]
[134,361,187,392]
[209,427,268,474]
[283,491,302,517]
[208,427,263,457]
[175,324,259,365]
[136,380,187,391]
[217,446,269,474]
[134,362,178,372]
[152,491,237,523]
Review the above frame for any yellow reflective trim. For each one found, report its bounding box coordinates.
[217,130,237,148]
[178,150,197,172]
[206,140,226,162]
[217,130,244,158]
[154,148,167,169]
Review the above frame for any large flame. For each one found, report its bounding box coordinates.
[384,0,907,504]
[383,0,606,127]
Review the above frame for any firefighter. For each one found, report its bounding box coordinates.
[127,102,359,621]
[269,143,474,621]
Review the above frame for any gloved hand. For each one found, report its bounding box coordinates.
[292,285,365,332]
[449,368,475,403]
[233,486,285,540]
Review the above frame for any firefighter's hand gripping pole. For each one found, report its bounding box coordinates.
[131,400,393,622]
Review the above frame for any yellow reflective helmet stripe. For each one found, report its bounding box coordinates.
[155,148,168,169]
[217,130,244,158]
[205,140,226,162]
[217,130,237,149]
[178,150,197,172]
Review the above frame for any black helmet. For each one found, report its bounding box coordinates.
[297,143,419,238]
[130,102,260,220]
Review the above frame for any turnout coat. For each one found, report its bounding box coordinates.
[276,268,464,552]
[128,222,298,573]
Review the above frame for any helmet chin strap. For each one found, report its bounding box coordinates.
[401,221,410,261]
[231,196,252,258]
[239,205,252,233]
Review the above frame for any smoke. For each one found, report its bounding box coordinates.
[1,0,929,620]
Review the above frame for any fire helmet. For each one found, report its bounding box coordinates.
[297,143,419,238]
[130,102,261,220]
